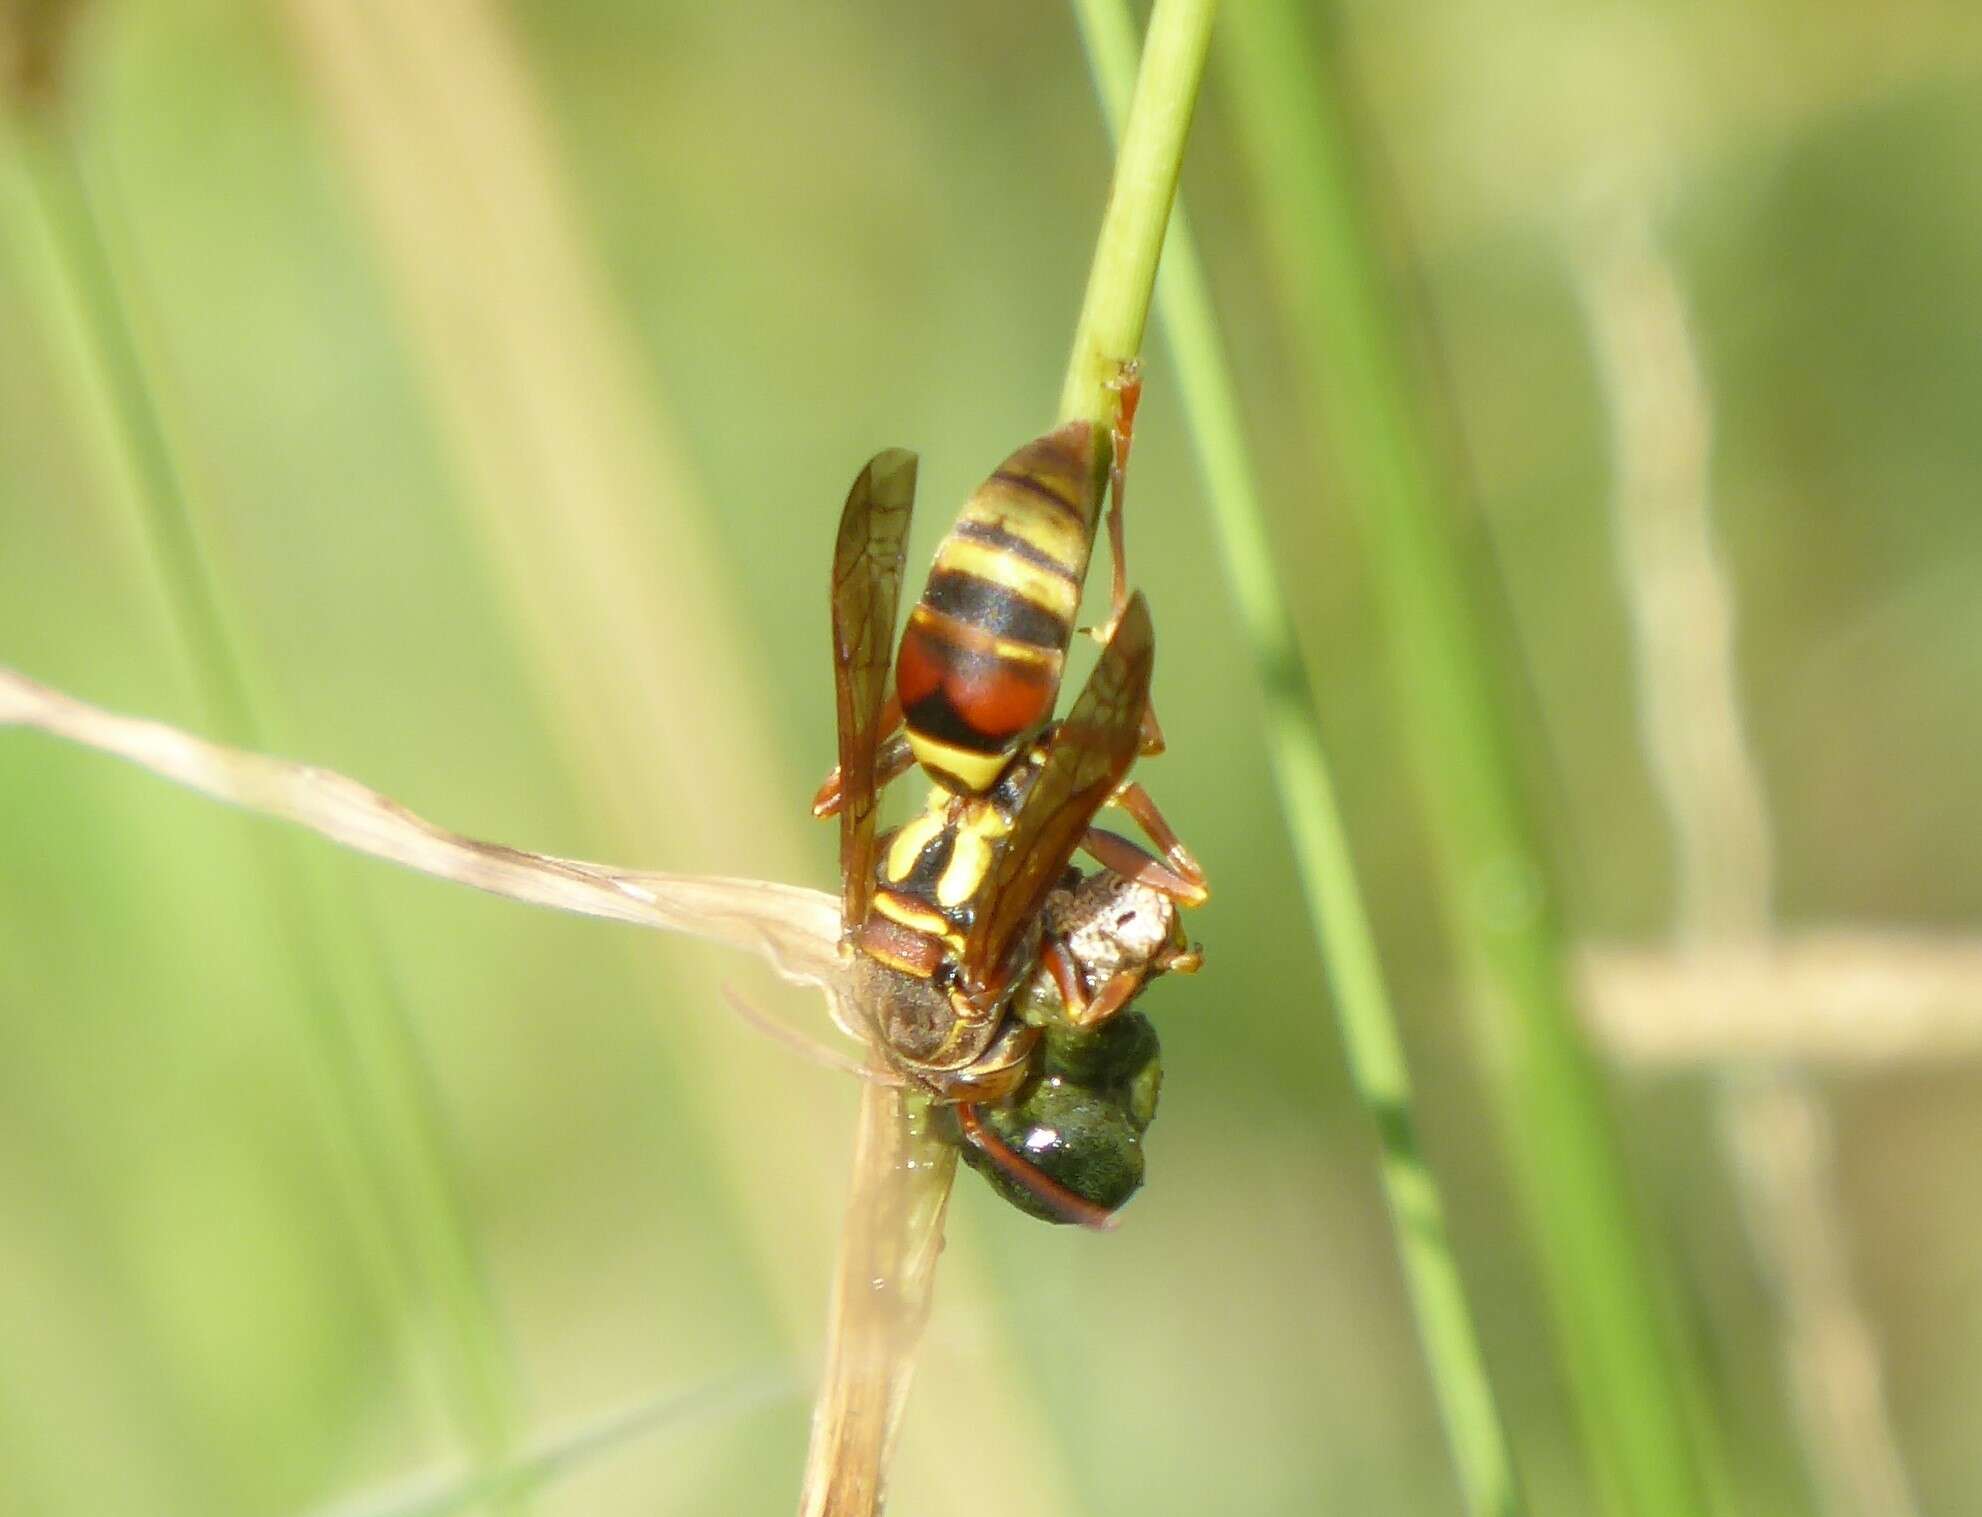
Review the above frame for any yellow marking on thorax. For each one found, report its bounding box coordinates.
[937,539,1079,621]
[937,829,991,909]
[967,794,1016,840]
[884,809,947,882]
[873,888,965,948]
[862,939,935,978]
[935,800,1015,909]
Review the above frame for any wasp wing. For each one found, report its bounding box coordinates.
[831,448,917,928]
[962,590,1153,991]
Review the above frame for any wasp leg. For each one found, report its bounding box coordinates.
[956,1103,1122,1231]
[1042,936,1147,1030]
[1092,361,1171,756]
[721,984,904,1086]
[1082,968,1148,1027]
[812,701,909,818]
[1101,359,1144,637]
[1081,828,1207,906]
[1041,937,1092,1019]
[1109,779,1205,893]
[1089,779,1209,904]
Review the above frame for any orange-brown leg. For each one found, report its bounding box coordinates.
[1077,967,1148,1028]
[1041,938,1090,1020]
[1101,470,1132,637]
[812,704,910,819]
[1082,828,1207,905]
[1093,778,1209,903]
[1094,361,1173,750]
[1082,358,1143,651]
[1101,359,1143,638]
[1042,936,1144,1029]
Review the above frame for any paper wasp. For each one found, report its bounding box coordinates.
[816,396,1206,1225]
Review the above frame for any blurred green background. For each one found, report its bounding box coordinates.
[2,1,1979,1514]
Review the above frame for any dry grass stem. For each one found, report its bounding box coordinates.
[1720,1082,1924,1517]
[1574,208,1773,943]
[1577,207,1921,1517]
[0,665,845,991]
[798,1084,958,1517]
[1582,934,1982,1070]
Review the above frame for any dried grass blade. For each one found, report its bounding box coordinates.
[0,665,843,987]
[1582,934,1982,1069]
[798,1082,956,1517]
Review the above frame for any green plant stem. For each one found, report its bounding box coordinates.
[1058,0,1219,429]
[1218,8,1722,1516]
[1071,4,1522,1513]
[5,108,526,1506]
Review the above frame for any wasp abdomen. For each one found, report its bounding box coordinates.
[898,422,1107,794]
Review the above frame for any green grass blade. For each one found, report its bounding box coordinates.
[1070,4,1522,1512]
[1217,7,1724,1515]
[306,1369,798,1517]
[4,107,527,1508]
[1058,0,1220,429]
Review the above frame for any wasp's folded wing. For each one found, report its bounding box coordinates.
[962,591,1153,989]
[831,448,917,927]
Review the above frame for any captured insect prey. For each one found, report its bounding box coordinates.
[818,385,1208,1226]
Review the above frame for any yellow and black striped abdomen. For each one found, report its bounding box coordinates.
[896,421,1107,794]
